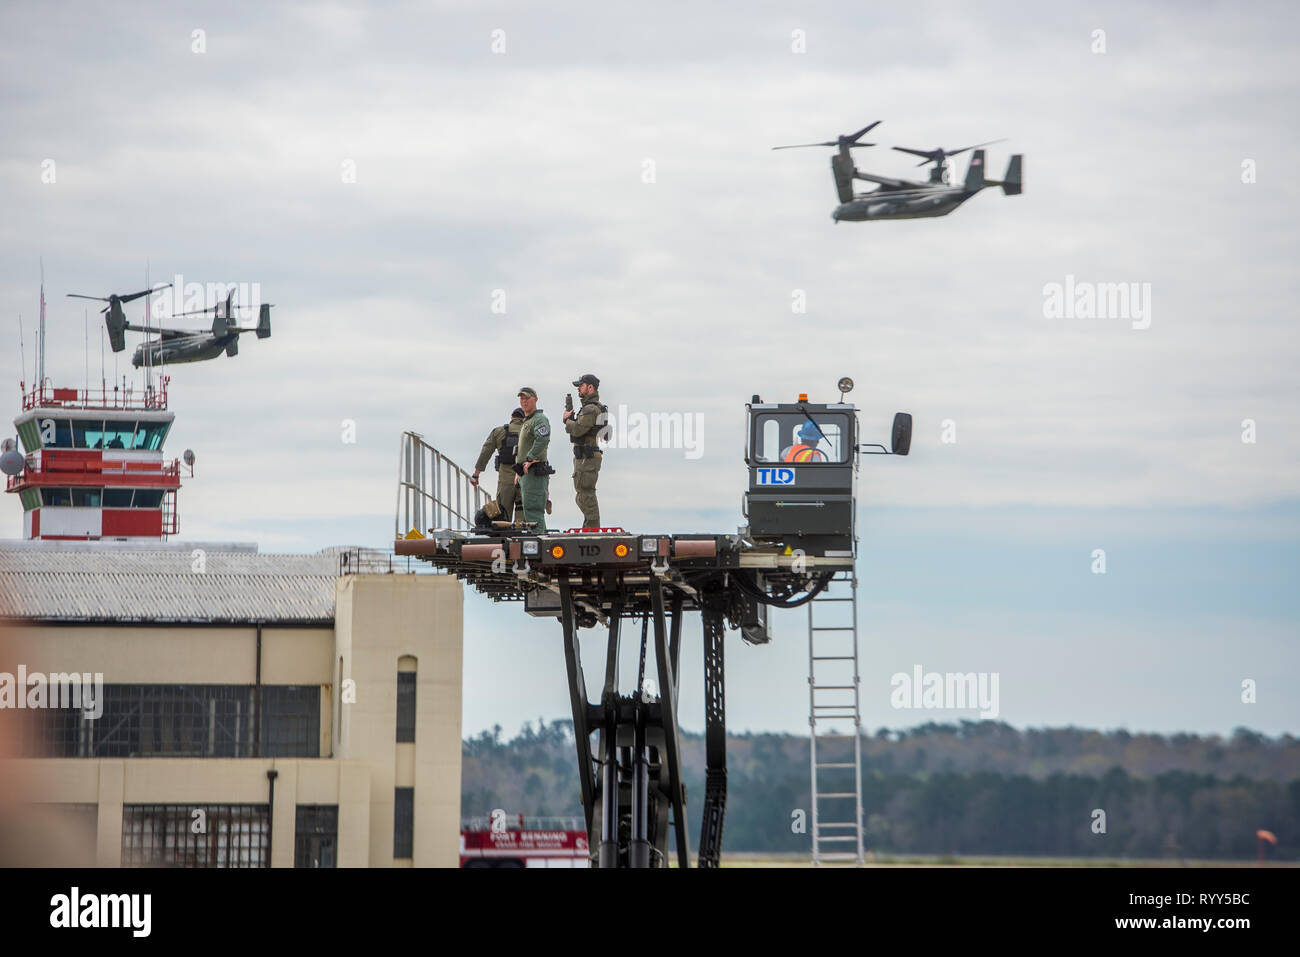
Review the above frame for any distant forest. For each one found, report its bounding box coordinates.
[462,720,1300,860]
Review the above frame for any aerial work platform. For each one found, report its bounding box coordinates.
[394,382,910,867]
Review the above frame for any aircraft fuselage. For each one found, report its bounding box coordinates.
[833,186,980,222]
[132,335,232,368]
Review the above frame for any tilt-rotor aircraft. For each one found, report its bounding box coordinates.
[774,121,1023,222]
[68,285,272,367]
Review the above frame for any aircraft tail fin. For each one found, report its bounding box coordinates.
[212,314,229,338]
[225,337,238,357]
[1000,154,1022,195]
[256,303,271,339]
[963,149,986,192]
[106,304,126,353]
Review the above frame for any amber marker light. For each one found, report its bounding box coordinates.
[614,543,629,558]
[798,393,809,402]
[550,544,566,559]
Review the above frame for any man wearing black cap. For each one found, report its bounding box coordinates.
[471,406,525,523]
[563,373,607,529]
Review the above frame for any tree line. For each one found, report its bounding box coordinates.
[461,720,1298,860]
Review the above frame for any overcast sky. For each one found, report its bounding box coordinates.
[1,1,1296,740]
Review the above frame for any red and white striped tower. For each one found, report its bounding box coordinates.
[6,377,183,541]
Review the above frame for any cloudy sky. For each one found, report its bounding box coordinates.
[1,1,1296,740]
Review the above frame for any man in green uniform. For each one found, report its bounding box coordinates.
[471,406,525,523]
[563,373,606,529]
[515,386,552,532]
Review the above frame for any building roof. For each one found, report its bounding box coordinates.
[0,544,349,623]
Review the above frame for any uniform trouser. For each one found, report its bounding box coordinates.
[519,470,549,532]
[495,467,522,521]
[573,451,602,528]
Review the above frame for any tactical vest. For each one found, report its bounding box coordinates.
[496,422,522,468]
[570,401,608,451]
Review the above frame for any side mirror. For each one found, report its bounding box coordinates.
[891,412,912,456]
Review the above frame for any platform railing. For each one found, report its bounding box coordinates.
[461,815,585,833]
[21,377,170,411]
[395,431,493,539]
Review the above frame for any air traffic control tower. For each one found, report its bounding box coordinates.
[394,380,911,868]
[4,378,183,541]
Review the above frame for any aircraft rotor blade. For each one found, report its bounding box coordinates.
[892,146,940,162]
[848,120,881,142]
[117,283,173,304]
[66,293,110,302]
[774,119,882,151]
[943,138,1007,158]
[893,139,1008,166]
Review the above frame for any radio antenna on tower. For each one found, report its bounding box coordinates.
[38,259,47,393]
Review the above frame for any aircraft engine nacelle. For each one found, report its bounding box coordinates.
[830,153,855,204]
[105,301,126,353]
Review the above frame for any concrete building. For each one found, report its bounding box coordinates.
[0,543,463,868]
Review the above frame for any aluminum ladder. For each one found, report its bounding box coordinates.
[807,569,864,866]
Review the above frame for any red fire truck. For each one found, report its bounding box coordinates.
[460,815,590,868]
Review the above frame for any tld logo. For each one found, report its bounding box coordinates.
[756,467,795,486]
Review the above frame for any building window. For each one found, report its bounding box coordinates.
[122,804,268,868]
[394,788,414,859]
[396,672,416,743]
[2,684,320,759]
[103,488,134,507]
[294,805,338,868]
[35,487,168,508]
[132,489,164,509]
[261,686,321,757]
[40,487,71,507]
[70,488,102,507]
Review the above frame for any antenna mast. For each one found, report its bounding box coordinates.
[144,263,154,395]
[38,260,46,393]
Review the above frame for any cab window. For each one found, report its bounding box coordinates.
[754,413,849,464]
[133,422,169,450]
[73,420,107,449]
[102,421,137,450]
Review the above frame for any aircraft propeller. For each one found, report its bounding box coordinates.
[773,120,882,151]
[892,139,1007,167]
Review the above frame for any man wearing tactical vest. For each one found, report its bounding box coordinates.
[563,373,606,529]
[515,386,553,532]
[471,407,525,523]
